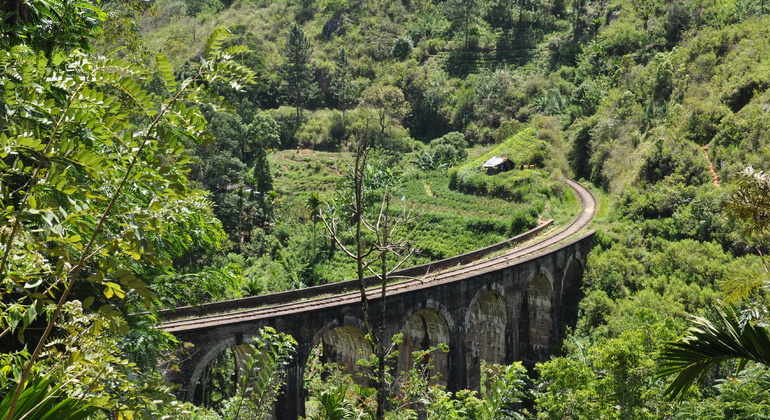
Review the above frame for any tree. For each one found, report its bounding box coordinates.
[0,0,106,57]
[443,0,481,51]
[537,326,678,419]
[414,132,469,171]
[281,23,318,125]
[573,0,586,41]
[391,36,414,60]
[330,47,356,135]
[320,137,417,420]
[358,85,410,136]
[0,26,256,419]
[188,111,279,249]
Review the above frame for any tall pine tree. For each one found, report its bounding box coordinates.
[443,0,480,51]
[281,23,317,125]
[330,47,355,136]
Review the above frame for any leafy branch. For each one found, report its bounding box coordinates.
[1,27,256,419]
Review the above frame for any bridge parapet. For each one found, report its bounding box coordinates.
[158,220,554,322]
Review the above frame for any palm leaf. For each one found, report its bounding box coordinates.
[658,303,770,400]
[0,377,97,420]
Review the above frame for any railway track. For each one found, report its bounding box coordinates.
[162,178,596,333]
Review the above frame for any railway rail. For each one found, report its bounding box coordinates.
[162,178,596,333]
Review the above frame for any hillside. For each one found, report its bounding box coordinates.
[4,0,770,418]
[142,0,770,416]
[136,0,770,415]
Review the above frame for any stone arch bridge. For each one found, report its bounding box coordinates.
[160,179,596,419]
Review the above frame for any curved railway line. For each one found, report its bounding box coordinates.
[162,178,596,333]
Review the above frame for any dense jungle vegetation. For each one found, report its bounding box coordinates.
[3,0,770,418]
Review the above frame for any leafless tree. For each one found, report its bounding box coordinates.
[320,132,418,419]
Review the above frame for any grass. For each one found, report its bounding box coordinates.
[264,147,582,284]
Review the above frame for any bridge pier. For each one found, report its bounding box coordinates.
[276,362,304,419]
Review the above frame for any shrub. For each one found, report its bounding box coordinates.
[320,0,348,16]
[391,36,414,60]
[509,206,539,235]
[268,106,301,149]
[295,110,341,151]
[414,132,469,170]
[430,131,467,150]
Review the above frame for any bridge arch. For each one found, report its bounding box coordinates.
[521,272,554,364]
[187,336,238,404]
[309,318,373,381]
[187,332,291,408]
[398,303,453,385]
[464,286,509,390]
[560,256,585,330]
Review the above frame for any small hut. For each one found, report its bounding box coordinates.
[482,156,515,175]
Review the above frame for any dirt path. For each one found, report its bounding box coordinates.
[280,154,303,164]
[701,144,721,187]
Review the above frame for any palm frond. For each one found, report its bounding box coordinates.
[658,303,770,400]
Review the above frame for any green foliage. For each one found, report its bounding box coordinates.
[441,0,481,51]
[281,23,318,123]
[638,139,709,185]
[0,376,97,420]
[413,132,468,170]
[295,109,344,150]
[659,303,770,400]
[616,178,739,250]
[674,365,770,419]
[320,0,349,16]
[77,3,770,417]
[358,85,411,136]
[218,328,297,419]
[189,110,280,245]
[508,206,539,235]
[391,36,414,61]
[1,302,186,419]
[476,361,528,419]
[535,324,680,420]
[725,167,770,239]
[330,48,357,125]
[0,23,257,418]
[185,0,225,16]
[0,0,107,56]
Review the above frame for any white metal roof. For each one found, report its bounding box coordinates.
[482,156,509,168]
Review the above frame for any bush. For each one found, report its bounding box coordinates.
[430,131,467,150]
[391,36,414,60]
[320,0,348,16]
[414,132,469,170]
[509,206,539,235]
[295,110,341,151]
[185,0,223,16]
[268,106,301,149]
